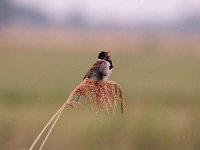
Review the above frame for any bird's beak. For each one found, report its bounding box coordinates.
[106,51,110,58]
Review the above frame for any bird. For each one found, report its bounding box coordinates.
[83,51,113,81]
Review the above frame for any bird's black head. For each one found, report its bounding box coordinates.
[98,51,109,60]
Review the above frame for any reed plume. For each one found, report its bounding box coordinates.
[67,79,124,113]
[29,79,124,150]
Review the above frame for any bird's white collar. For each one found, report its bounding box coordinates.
[97,59,105,61]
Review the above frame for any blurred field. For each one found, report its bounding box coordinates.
[0,30,200,150]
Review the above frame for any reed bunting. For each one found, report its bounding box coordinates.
[83,51,113,81]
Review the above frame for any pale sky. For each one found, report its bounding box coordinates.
[11,0,200,22]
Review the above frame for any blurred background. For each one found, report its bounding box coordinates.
[0,0,200,150]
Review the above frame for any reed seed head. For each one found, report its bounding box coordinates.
[66,79,124,113]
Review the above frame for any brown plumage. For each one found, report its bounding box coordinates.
[83,60,111,81]
[84,61,104,79]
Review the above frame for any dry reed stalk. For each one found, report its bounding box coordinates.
[29,79,124,150]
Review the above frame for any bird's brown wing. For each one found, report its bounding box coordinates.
[83,61,104,79]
